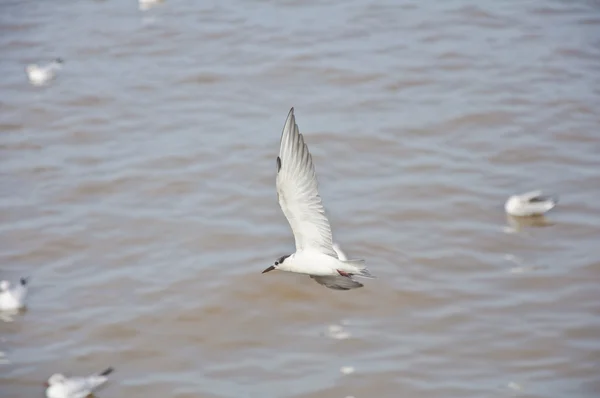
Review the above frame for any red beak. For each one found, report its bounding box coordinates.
[44,382,49,387]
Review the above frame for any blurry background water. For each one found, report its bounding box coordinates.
[1,0,599,397]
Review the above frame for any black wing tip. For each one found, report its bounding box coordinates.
[99,367,114,376]
[20,277,29,286]
[529,195,559,204]
[276,156,281,172]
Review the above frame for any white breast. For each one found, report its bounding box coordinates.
[284,250,339,276]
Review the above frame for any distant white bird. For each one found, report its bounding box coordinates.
[0,277,28,311]
[505,190,558,217]
[45,367,114,398]
[262,108,374,291]
[25,58,63,86]
[139,0,163,11]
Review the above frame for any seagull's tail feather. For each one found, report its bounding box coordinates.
[545,195,559,207]
[86,367,114,389]
[523,191,558,207]
[342,259,375,279]
[545,197,558,209]
[528,197,557,215]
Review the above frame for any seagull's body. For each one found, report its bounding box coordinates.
[505,190,557,217]
[139,0,163,10]
[0,278,28,311]
[275,250,365,277]
[308,243,366,290]
[262,108,373,291]
[26,58,63,86]
[45,367,114,398]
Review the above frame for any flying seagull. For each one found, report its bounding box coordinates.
[262,108,374,290]
[505,190,558,217]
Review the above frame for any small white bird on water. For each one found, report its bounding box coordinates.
[139,0,164,11]
[25,58,64,86]
[0,277,29,311]
[45,367,114,398]
[505,190,558,217]
[262,108,374,291]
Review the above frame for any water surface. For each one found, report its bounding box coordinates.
[1,0,599,397]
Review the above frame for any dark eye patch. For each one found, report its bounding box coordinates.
[277,254,291,264]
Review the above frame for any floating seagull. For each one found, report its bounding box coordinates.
[504,190,558,217]
[0,277,28,311]
[25,58,63,86]
[139,0,164,11]
[262,108,374,290]
[45,367,114,398]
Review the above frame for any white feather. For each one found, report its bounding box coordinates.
[26,59,63,86]
[332,243,347,261]
[46,368,113,398]
[276,108,337,258]
[139,0,164,11]
[267,109,373,290]
[0,278,28,311]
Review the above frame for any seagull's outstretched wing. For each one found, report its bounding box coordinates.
[276,108,336,257]
[310,275,364,290]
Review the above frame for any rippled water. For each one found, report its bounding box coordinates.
[1,0,600,397]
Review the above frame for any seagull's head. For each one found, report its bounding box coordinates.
[0,280,10,291]
[45,373,66,387]
[262,254,291,274]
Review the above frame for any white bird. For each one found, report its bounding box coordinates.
[45,367,114,398]
[139,0,164,11]
[262,108,374,291]
[0,277,29,311]
[505,190,558,217]
[25,58,64,86]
